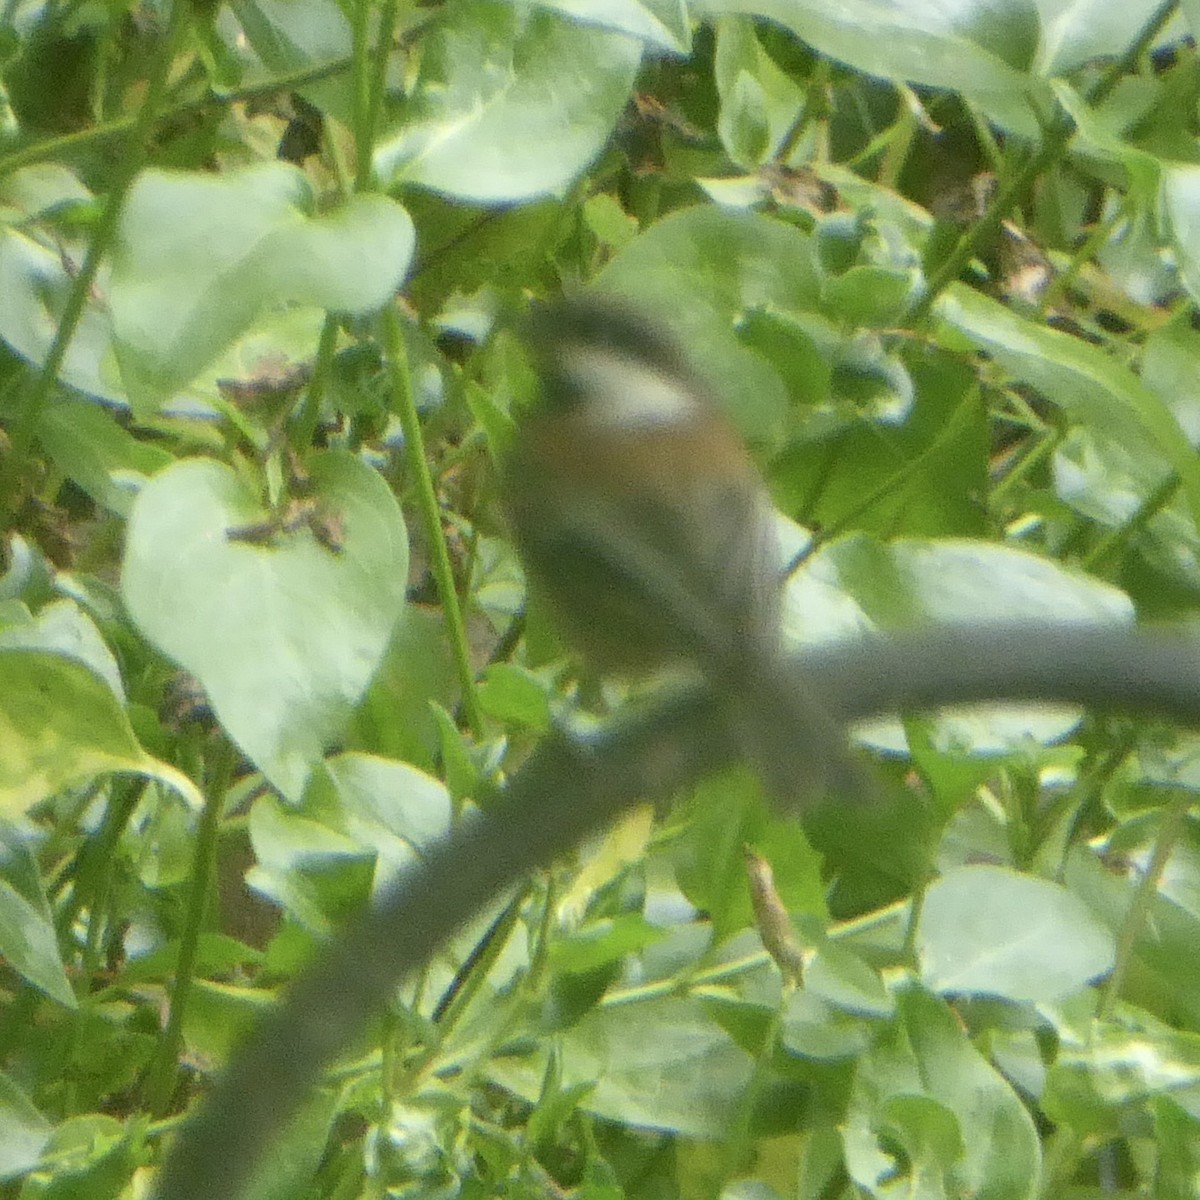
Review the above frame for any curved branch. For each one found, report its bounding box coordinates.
[152,621,1200,1200]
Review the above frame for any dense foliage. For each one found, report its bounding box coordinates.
[3,0,1200,1197]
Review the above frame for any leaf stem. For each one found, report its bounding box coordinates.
[1097,789,1191,1021]
[1082,470,1181,573]
[381,306,484,736]
[144,740,232,1117]
[354,0,397,191]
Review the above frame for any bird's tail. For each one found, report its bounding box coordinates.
[721,652,873,814]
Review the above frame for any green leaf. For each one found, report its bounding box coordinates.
[1052,78,1162,206]
[550,913,668,975]
[477,663,552,731]
[935,282,1200,536]
[0,826,74,1007]
[735,307,834,409]
[1040,0,1186,77]
[1151,1095,1200,1197]
[784,530,1134,755]
[581,192,638,250]
[246,795,375,935]
[918,864,1115,1002]
[0,536,46,606]
[1044,1009,1200,1131]
[821,264,917,328]
[490,995,754,1137]
[673,771,827,943]
[0,163,92,222]
[780,988,877,1060]
[375,3,641,202]
[431,702,481,805]
[30,1113,132,1200]
[116,933,264,986]
[0,1070,52,1182]
[770,350,987,539]
[1064,847,1200,1027]
[534,0,692,53]
[806,942,895,1018]
[307,752,453,887]
[225,0,351,78]
[815,213,866,277]
[1162,164,1200,317]
[714,18,805,168]
[596,206,824,439]
[880,1093,965,1175]
[1142,325,1200,455]
[1045,311,1200,601]
[347,606,458,771]
[36,397,173,516]
[718,68,771,169]
[180,979,278,1066]
[172,307,330,425]
[989,1027,1047,1100]
[0,649,200,816]
[121,453,407,800]
[110,165,415,408]
[0,599,125,699]
[844,986,1040,1200]
[0,229,121,406]
[694,0,1036,98]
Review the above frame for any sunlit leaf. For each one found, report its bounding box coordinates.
[919,864,1115,1001]
[0,1071,52,1182]
[375,3,641,202]
[0,827,74,1007]
[0,649,200,815]
[110,165,414,409]
[121,453,407,799]
[534,0,691,52]
[785,530,1134,754]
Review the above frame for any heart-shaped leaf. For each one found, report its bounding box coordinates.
[110,164,415,409]
[121,453,407,799]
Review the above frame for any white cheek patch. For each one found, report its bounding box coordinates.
[562,346,705,430]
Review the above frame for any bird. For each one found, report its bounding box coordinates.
[502,293,868,813]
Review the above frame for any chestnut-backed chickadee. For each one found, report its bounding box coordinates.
[504,295,866,812]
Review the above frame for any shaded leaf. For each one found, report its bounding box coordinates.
[490,996,754,1137]
[844,986,1040,1200]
